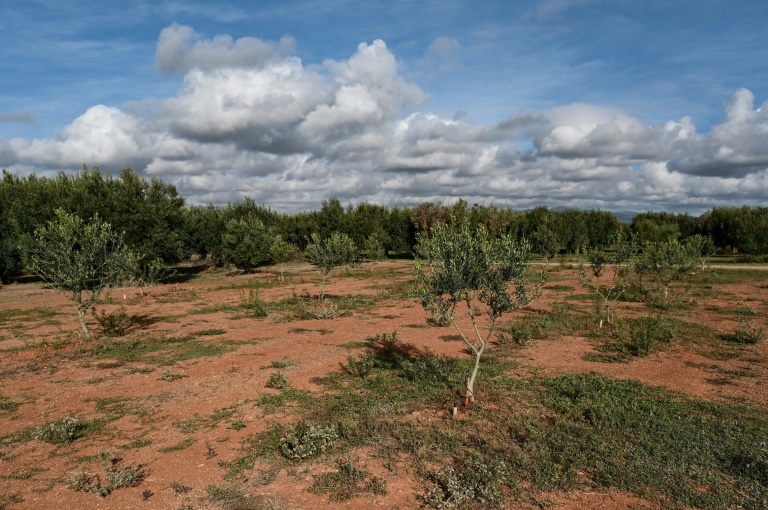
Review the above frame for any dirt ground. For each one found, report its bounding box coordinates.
[0,261,766,510]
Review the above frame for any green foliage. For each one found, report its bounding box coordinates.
[701,206,768,255]
[634,236,702,308]
[731,320,764,345]
[579,231,637,325]
[97,334,233,365]
[92,306,129,337]
[345,349,376,378]
[422,455,509,509]
[498,303,591,346]
[269,236,297,281]
[229,355,768,509]
[362,229,387,264]
[414,216,541,400]
[66,453,147,497]
[624,315,678,356]
[0,395,22,414]
[304,232,358,298]
[24,209,139,338]
[158,438,195,452]
[309,458,387,502]
[239,289,268,317]
[265,372,287,389]
[279,422,338,461]
[222,214,275,271]
[522,374,768,508]
[34,417,92,444]
[160,369,186,382]
[532,225,560,263]
[400,355,454,385]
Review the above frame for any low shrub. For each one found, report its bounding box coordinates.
[345,349,375,378]
[625,315,677,356]
[309,457,387,502]
[265,372,287,389]
[280,422,337,461]
[421,455,509,509]
[731,320,764,345]
[35,417,89,444]
[239,289,268,317]
[66,453,146,497]
[400,355,453,384]
[92,307,129,337]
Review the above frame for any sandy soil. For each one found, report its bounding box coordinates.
[0,261,766,509]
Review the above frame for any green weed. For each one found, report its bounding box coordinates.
[265,371,288,389]
[97,334,233,364]
[309,457,387,502]
[34,417,100,444]
[159,438,196,453]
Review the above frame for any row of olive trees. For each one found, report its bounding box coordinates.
[20,208,361,338]
[0,168,186,284]
[4,169,768,287]
[579,232,711,327]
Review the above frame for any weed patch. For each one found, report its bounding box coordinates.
[309,458,387,502]
[729,320,765,345]
[280,422,338,461]
[265,372,287,389]
[159,438,196,453]
[92,306,129,337]
[97,334,233,364]
[34,417,100,444]
[0,395,22,414]
[0,308,57,327]
[66,452,146,496]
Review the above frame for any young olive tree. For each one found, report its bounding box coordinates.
[24,209,138,339]
[532,226,560,265]
[634,236,702,308]
[304,232,357,299]
[579,231,636,326]
[269,236,297,282]
[414,219,542,402]
[362,229,387,272]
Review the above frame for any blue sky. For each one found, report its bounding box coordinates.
[1,0,767,213]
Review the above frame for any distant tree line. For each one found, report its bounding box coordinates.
[2,167,767,283]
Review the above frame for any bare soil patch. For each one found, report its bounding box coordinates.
[1,261,766,509]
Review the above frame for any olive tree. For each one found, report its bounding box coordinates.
[414,218,542,402]
[532,226,560,264]
[304,232,357,299]
[579,231,636,326]
[24,209,138,339]
[362,229,387,271]
[634,236,702,308]
[222,215,275,271]
[269,236,297,282]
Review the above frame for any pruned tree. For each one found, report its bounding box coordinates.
[304,232,358,299]
[24,209,138,339]
[579,231,637,326]
[414,218,542,402]
[269,236,297,282]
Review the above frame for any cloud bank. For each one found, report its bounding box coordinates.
[2,25,767,213]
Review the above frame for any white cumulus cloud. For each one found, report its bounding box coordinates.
[1,26,767,214]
